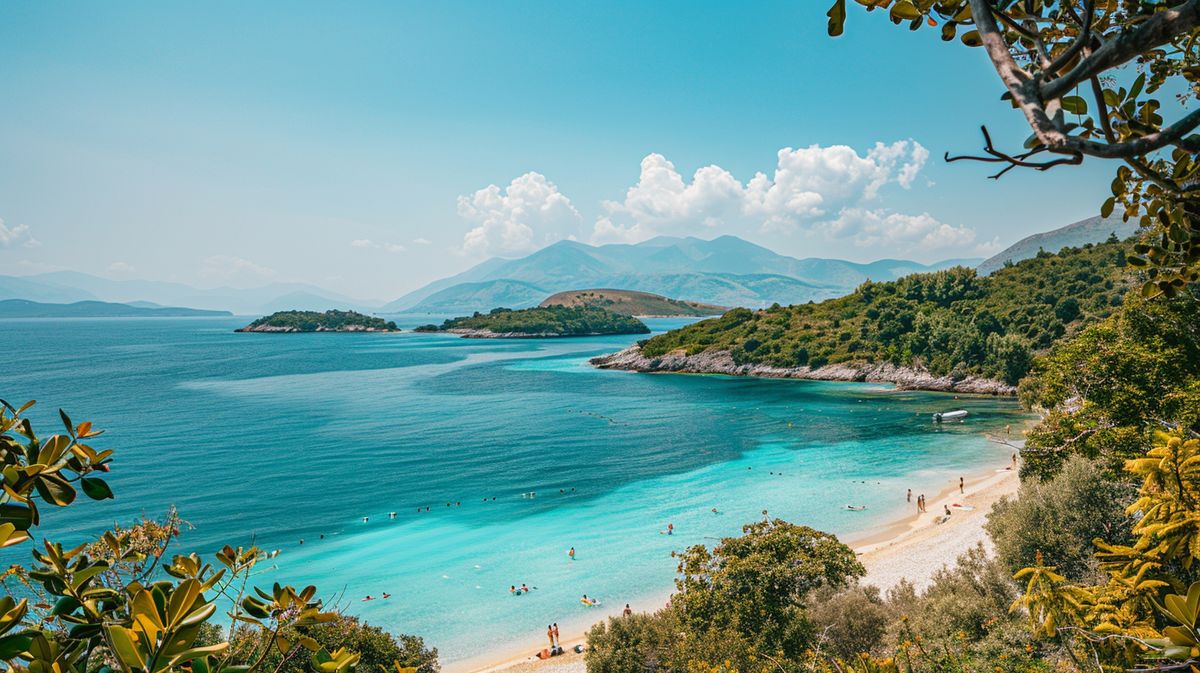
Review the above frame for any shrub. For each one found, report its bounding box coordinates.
[986,456,1136,582]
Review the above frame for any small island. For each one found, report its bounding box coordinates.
[236,310,399,333]
[416,305,650,338]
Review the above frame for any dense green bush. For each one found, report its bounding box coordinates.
[806,584,890,659]
[639,241,1133,384]
[239,310,399,332]
[986,456,1136,582]
[584,611,679,673]
[220,615,439,673]
[1018,292,1200,478]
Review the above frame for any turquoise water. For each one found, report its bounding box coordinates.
[0,317,1024,667]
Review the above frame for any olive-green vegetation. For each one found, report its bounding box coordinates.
[986,456,1136,583]
[827,0,1199,298]
[586,519,864,673]
[430,305,650,336]
[640,240,1132,384]
[538,289,726,317]
[0,400,422,673]
[1018,291,1200,479]
[237,310,399,332]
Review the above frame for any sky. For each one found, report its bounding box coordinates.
[0,1,1118,302]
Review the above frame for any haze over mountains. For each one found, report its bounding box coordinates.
[386,236,982,313]
[0,219,1134,317]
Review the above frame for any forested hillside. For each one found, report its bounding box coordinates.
[638,239,1132,385]
[426,305,650,337]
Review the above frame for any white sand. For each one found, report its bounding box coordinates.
[468,459,1022,673]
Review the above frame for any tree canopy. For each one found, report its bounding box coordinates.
[827,0,1200,296]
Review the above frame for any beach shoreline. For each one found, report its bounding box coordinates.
[459,443,1023,673]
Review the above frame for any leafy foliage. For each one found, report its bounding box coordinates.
[238,310,399,332]
[1018,291,1200,478]
[641,240,1132,384]
[826,0,1200,295]
[221,614,438,673]
[987,456,1136,582]
[0,399,420,673]
[433,305,650,336]
[538,289,726,317]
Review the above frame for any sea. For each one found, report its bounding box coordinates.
[0,316,1025,668]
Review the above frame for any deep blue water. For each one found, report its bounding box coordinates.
[0,316,1024,667]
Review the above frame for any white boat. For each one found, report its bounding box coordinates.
[933,409,968,423]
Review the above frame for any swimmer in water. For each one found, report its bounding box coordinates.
[568,547,575,560]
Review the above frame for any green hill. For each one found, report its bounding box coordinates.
[422,305,649,338]
[0,299,231,318]
[621,240,1133,386]
[539,289,727,317]
[236,310,398,333]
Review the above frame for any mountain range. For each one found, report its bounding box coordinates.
[0,271,377,315]
[0,220,1137,316]
[385,236,982,313]
[977,214,1139,275]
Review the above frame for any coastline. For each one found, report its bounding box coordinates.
[590,345,1016,396]
[461,449,1022,673]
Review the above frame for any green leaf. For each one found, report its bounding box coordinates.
[80,477,114,501]
[1061,95,1088,115]
[34,473,76,507]
[890,1,921,21]
[59,409,73,435]
[1100,197,1116,219]
[960,30,982,47]
[0,634,33,659]
[826,0,847,36]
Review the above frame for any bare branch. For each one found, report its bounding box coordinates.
[1045,0,1095,77]
[945,126,1084,178]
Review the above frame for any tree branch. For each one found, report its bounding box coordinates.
[945,125,1084,179]
[1041,0,1200,102]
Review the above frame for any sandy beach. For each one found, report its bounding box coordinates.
[464,448,1022,673]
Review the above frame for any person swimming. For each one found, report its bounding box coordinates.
[362,595,375,601]
[520,583,530,593]
[568,547,575,560]
[382,592,391,599]
[580,594,597,606]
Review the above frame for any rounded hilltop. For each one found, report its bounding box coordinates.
[539,288,727,317]
[235,309,400,333]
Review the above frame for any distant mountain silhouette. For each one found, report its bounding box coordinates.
[977,214,1140,275]
[0,271,378,315]
[386,236,980,313]
[0,299,231,318]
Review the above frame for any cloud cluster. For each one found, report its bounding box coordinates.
[350,239,406,253]
[107,261,136,274]
[457,141,986,258]
[200,255,276,283]
[0,218,38,248]
[456,172,582,257]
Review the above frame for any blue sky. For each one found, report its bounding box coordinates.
[0,1,1115,300]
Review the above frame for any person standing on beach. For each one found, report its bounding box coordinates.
[959,477,964,493]
[552,623,560,647]
[906,488,912,503]
[546,625,554,649]
[623,604,632,616]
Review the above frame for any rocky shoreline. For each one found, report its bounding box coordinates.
[589,345,1016,395]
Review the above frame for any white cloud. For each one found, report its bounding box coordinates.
[0,218,38,248]
[457,172,582,257]
[350,239,406,253]
[826,209,978,255]
[107,261,136,274]
[200,255,276,283]
[596,141,931,242]
[412,237,432,245]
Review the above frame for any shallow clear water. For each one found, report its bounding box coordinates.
[0,316,1024,666]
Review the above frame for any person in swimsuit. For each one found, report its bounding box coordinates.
[622,604,632,617]
[568,547,575,560]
